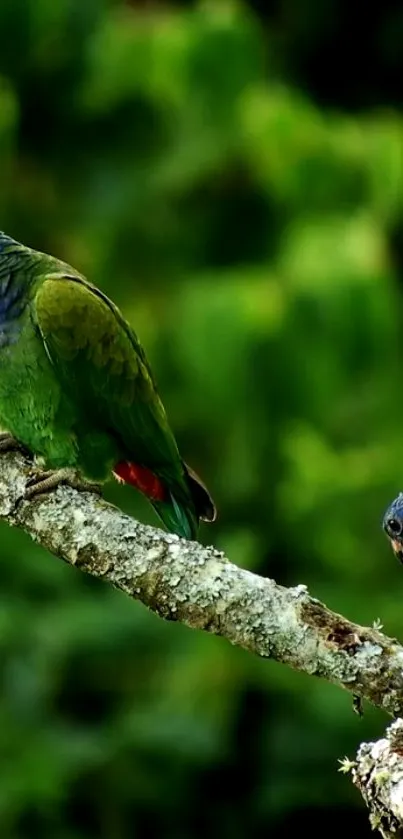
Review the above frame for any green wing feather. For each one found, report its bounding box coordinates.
[34,272,198,536]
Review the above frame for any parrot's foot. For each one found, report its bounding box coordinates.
[0,433,29,456]
[25,468,103,499]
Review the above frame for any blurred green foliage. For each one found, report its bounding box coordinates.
[0,0,402,836]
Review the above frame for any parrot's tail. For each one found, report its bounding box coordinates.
[150,494,199,540]
[113,460,216,541]
[150,462,216,540]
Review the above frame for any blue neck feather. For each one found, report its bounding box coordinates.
[0,231,19,252]
[0,232,28,347]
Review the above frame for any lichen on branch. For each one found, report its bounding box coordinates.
[346,719,403,838]
[1,451,403,719]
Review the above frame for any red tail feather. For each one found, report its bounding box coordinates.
[113,461,167,501]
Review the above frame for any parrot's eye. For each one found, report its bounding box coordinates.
[385,517,403,537]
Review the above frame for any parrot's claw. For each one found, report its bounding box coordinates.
[25,468,103,498]
[0,433,30,456]
[352,694,364,718]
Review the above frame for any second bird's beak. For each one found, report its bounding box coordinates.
[390,538,403,563]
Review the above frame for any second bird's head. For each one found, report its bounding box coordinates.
[383,493,403,562]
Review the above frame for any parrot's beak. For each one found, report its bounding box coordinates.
[390,539,403,563]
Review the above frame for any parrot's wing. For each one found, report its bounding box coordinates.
[33,273,183,478]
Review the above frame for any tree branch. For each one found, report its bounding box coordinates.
[1,451,403,718]
[347,719,403,838]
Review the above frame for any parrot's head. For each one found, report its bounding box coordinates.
[383,493,403,562]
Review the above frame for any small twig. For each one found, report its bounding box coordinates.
[348,719,403,838]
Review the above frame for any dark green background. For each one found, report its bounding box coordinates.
[0,1,402,836]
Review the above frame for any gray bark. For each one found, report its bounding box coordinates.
[348,719,403,838]
[4,450,403,835]
[1,450,403,719]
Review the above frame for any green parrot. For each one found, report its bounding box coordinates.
[0,231,216,539]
